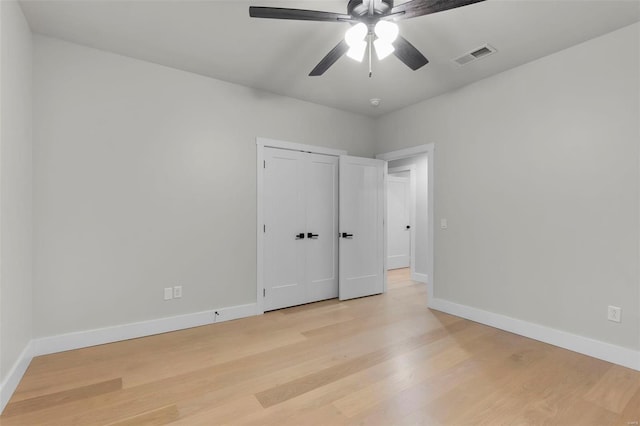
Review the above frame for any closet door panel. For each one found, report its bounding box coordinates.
[339,155,386,300]
[263,148,306,311]
[305,153,339,303]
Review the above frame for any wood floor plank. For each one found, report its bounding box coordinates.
[424,337,557,424]
[143,326,431,426]
[343,329,518,424]
[332,343,472,418]
[2,378,122,417]
[120,329,310,388]
[615,387,640,426]
[168,395,264,425]
[276,403,349,426]
[225,326,489,425]
[236,324,493,426]
[584,364,640,414]
[519,395,619,426]
[106,404,179,425]
[254,319,470,408]
[2,268,639,425]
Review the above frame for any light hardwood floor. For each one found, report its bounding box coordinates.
[2,268,639,425]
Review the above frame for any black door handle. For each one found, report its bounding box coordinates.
[295,233,305,240]
[307,233,319,239]
[406,225,411,230]
[341,232,353,239]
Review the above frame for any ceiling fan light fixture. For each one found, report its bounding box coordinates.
[346,41,367,62]
[374,20,399,43]
[345,22,367,47]
[345,22,368,62]
[374,38,394,60]
[249,0,480,76]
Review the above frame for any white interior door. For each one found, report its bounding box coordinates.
[263,148,306,311]
[339,155,386,300]
[387,176,411,269]
[263,148,338,311]
[305,153,339,303]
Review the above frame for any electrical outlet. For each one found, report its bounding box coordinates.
[173,285,182,299]
[607,305,621,323]
[440,218,448,229]
[164,287,173,301]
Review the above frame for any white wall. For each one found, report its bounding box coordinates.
[0,0,33,388]
[388,154,429,277]
[375,23,640,350]
[33,36,375,338]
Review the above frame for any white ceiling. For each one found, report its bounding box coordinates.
[20,0,640,117]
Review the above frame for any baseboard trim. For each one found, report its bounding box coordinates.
[0,341,34,414]
[213,303,259,323]
[32,303,258,357]
[412,272,429,283]
[429,297,640,371]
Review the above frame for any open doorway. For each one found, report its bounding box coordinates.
[387,165,415,273]
[386,154,428,283]
[377,144,434,304]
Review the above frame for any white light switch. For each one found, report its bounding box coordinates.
[440,218,448,229]
[164,287,173,300]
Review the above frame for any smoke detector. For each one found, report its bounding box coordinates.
[370,98,381,107]
[454,44,497,66]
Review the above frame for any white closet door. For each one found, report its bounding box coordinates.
[339,155,386,300]
[263,148,306,311]
[305,153,339,303]
[387,176,411,269]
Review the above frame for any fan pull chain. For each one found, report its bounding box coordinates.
[368,33,373,78]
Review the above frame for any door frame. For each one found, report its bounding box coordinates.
[376,143,434,306]
[388,165,417,277]
[256,137,347,315]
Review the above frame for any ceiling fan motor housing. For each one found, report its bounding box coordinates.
[347,0,394,17]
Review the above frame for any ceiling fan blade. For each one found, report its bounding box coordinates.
[309,40,349,76]
[393,36,429,70]
[249,6,351,22]
[390,0,485,20]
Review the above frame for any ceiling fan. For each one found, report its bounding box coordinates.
[249,0,485,77]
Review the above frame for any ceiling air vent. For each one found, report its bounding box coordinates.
[454,44,497,66]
